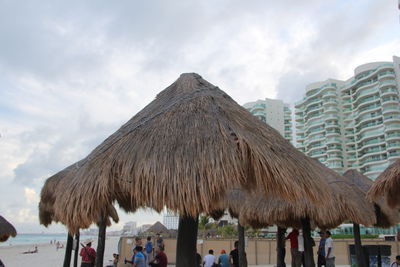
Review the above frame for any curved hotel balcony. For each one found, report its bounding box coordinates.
[296,56,400,179]
[295,79,344,170]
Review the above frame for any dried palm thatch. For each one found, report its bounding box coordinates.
[145,221,169,234]
[50,73,333,231]
[0,216,17,242]
[367,160,400,208]
[39,160,119,231]
[229,160,377,229]
[343,169,400,228]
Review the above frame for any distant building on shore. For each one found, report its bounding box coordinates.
[122,221,138,235]
[243,98,293,143]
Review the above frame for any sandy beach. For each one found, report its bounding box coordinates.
[0,236,120,267]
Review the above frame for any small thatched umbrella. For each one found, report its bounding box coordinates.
[344,170,400,267]
[45,73,336,267]
[39,160,119,267]
[368,159,400,208]
[145,221,169,235]
[229,160,377,267]
[0,216,17,242]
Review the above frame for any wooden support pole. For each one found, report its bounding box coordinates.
[277,227,287,267]
[73,232,80,267]
[176,215,199,267]
[354,223,367,267]
[238,222,248,267]
[302,218,315,267]
[96,218,107,267]
[63,233,74,267]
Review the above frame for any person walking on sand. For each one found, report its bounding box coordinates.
[286,229,302,267]
[80,241,96,267]
[325,231,335,267]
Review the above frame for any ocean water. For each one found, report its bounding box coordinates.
[0,234,96,247]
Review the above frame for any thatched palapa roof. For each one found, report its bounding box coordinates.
[344,169,400,227]
[145,221,169,234]
[0,216,17,242]
[227,160,377,230]
[44,73,334,231]
[367,160,400,208]
[39,160,119,230]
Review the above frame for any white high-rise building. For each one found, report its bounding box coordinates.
[295,56,400,179]
[122,221,138,235]
[163,211,179,230]
[243,98,293,143]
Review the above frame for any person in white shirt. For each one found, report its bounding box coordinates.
[203,249,216,267]
[325,231,335,267]
[298,230,305,266]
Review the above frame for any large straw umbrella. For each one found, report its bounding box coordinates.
[0,216,17,242]
[343,170,400,267]
[45,73,335,267]
[368,159,400,208]
[39,161,119,267]
[235,160,377,267]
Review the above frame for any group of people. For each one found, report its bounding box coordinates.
[285,229,335,267]
[125,233,168,267]
[198,240,243,267]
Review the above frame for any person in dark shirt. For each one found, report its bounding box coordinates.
[196,251,202,267]
[317,231,326,267]
[229,241,239,267]
[149,246,168,267]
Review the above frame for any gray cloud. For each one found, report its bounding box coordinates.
[0,0,398,231]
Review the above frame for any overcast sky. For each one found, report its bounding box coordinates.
[0,0,399,233]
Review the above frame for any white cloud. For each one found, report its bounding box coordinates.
[0,0,399,232]
[24,187,39,205]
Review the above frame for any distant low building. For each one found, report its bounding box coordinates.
[122,221,138,235]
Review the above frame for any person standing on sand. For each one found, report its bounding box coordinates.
[229,241,242,267]
[144,236,153,265]
[317,231,326,267]
[325,231,335,267]
[155,233,164,251]
[286,229,301,267]
[80,241,96,267]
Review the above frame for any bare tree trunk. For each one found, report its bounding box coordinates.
[176,215,199,267]
[63,234,73,267]
[238,222,248,267]
[302,218,315,267]
[354,223,367,267]
[96,218,107,267]
[277,227,287,267]
[73,232,80,267]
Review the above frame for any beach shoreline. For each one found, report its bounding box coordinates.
[0,236,120,267]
